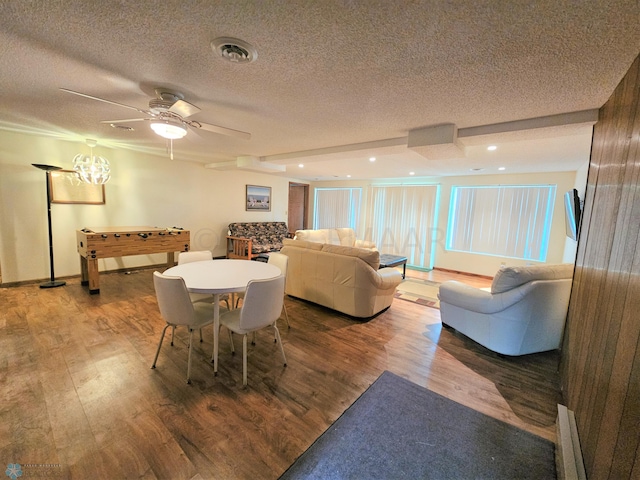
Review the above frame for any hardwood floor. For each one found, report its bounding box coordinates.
[0,267,562,479]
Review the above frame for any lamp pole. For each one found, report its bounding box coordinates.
[32,164,66,288]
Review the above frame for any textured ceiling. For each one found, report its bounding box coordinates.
[0,1,638,180]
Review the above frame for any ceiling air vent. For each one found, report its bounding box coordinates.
[110,124,134,131]
[211,37,257,64]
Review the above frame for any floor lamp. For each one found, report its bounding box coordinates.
[32,163,66,288]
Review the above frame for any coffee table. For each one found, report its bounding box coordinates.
[379,254,408,279]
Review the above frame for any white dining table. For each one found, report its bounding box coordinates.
[164,259,281,374]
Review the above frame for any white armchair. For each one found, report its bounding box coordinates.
[438,264,574,356]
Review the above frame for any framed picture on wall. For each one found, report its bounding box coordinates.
[50,170,105,205]
[246,185,271,211]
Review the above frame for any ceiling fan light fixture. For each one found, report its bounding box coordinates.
[150,119,188,139]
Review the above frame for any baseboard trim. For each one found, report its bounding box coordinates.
[556,404,586,480]
[0,263,168,288]
[432,267,493,280]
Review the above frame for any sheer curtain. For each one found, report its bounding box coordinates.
[446,185,556,261]
[364,185,439,269]
[313,188,362,229]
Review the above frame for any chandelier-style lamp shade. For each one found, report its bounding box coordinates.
[73,139,111,185]
[32,163,66,289]
[72,153,111,184]
[150,119,188,139]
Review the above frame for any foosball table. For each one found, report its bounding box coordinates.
[76,226,190,294]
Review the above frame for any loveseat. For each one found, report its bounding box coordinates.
[294,228,376,250]
[279,238,402,318]
[438,263,574,356]
[226,222,289,260]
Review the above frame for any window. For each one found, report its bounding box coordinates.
[446,185,556,261]
[313,188,362,229]
[364,185,439,269]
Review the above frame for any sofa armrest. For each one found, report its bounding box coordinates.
[373,267,403,289]
[226,236,253,260]
[438,280,531,314]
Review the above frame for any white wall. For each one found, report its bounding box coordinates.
[0,131,298,284]
[310,170,579,277]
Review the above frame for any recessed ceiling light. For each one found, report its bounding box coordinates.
[409,172,415,176]
[487,145,497,151]
[498,167,506,171]
[347,175,351,178]
[369,157,376,162]
[298,164,304,168]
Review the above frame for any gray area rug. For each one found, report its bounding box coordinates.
[280,371,556,479]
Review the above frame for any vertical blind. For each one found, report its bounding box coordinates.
[446,185,556,261]
[313,188,362,229]
[364,185,439,269]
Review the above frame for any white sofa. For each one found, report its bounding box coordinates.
[294,228,376,250]
[280,239,401,318]
[438,264,574,356]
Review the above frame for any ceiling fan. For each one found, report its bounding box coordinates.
[60,87,251,144]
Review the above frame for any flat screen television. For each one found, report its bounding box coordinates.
[564,189,582,241]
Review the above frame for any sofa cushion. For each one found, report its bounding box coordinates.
[282,238,324,250]
[321,244,380,270]
[491,263,574,294]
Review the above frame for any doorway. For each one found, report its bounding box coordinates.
[288,182,309,236]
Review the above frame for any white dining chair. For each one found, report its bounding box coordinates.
[235,253,290,329]
[266,252,291,329]
[151,271,217,384]
[220,275,287,386]
[176,250,230,345]
[178,250,231,308]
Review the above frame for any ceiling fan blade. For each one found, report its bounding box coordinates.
[60,88,152,116]
[196,121,251,140]
[169,99,201,118]
[100,118,149,124]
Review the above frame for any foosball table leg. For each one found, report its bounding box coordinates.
[86,257,100,294]
[80,256,89,286]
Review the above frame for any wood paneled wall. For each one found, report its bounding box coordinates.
[561,54,640,479]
